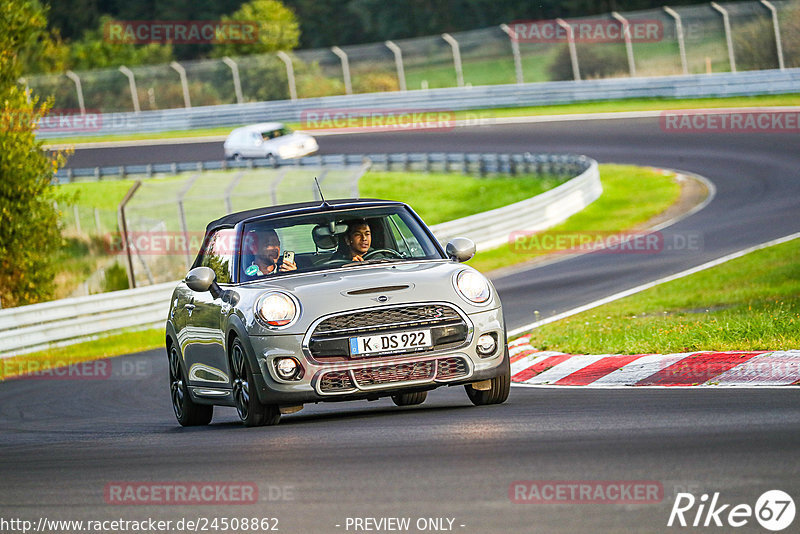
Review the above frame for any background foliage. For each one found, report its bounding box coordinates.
[0,0,68,307]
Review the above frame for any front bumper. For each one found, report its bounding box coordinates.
[249,306,505,405]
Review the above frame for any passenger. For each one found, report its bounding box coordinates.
[244,228,296,276]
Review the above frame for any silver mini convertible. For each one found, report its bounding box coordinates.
[166,198,509,427]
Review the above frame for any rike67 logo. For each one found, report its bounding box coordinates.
[668,490,795,531]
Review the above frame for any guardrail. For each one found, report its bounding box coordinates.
[0,282,174,357]
[55,151,589,182]
[38,68,800,139]
[430,156,600,251]
[3,153,598,357]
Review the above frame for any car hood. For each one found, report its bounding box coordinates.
[235,260,499,335]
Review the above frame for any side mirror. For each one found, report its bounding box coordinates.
[185,266,221,297]
[446,237,476,263]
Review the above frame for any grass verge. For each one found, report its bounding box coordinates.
[0,328,163,381]
[470,164,681,272]
[360,171,566,225]
[44,93,800,146]
[521,238,800,354]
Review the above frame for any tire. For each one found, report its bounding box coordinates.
[230,337,280,427]
[168,344,213,426]
[391,390,428,406]
[232,153,242,161]
[465,347,511,406]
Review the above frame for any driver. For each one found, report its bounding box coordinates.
[244,228,296,276]
[340,219,372,262]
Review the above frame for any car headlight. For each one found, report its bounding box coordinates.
[455,270,491,305]
[255,292,300,327]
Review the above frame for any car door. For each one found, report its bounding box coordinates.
[182,230,234,389]
[243,131,263,158]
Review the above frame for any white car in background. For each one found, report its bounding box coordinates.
[224,122,318,161]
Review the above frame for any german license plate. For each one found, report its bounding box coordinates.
[349,329,432,356]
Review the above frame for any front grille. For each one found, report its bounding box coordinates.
[352,361,435,387]
[436,357,469,380]
[316,356,471,394]
[319,371,355,393]
[308,304,468,360]
[314,305,462,334]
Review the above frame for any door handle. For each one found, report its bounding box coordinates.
[184,304,196,310]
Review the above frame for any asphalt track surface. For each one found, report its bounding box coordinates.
[2,118,797,533]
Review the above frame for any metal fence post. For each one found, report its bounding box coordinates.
[760,0,785,70]
[441,33,464,87]
[18,77,31,104]
[385,40,407,91]
[73,205,82,235]
[664,6,689,75]
[276,51,297,101]
[176,174,201,268]
[170,61,192,108]
[556,19,581,81]
[118,66,141,112]
[224,171,245,214]
[65,71,86,115]
[711,2,736,73]
[331,46,353,95]
[118,181,142,289]
[611,12,636,77]
[499,24,524,84]
[222,56,244,104]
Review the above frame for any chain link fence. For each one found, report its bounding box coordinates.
[120,165,368,286]
[25,1,799,114]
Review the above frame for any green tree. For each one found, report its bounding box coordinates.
[0,0,68,307]
[211,0,300,57]
[69,15,174,70]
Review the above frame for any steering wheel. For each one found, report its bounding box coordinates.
[363,248,403,259]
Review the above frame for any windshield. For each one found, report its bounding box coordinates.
[261,126,291,140]
[238,206,442,282]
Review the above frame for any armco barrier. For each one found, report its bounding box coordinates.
[1,153,598,357]
[0,282,174,357]
[37,69,800,139]
[55,151,588,183]
[430,157,600,251]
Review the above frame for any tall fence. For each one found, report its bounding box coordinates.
[97,163,370,288]
[58,152,587,288]
[24,1,800,115]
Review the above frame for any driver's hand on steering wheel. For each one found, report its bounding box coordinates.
[351,254,364,262]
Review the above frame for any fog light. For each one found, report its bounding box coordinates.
[476,334,497,356]
[275,357,301,380]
